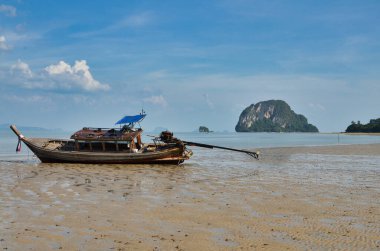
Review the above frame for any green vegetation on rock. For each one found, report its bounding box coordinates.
[199,126,210,133]
[235,100,318,132]
[345,118,380,133]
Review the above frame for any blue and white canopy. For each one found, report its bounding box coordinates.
[115,114,146,125]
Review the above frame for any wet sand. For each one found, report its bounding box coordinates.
[0,144,379,250]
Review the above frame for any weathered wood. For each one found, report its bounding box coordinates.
[9,125,191,165]
[183,141,259,159]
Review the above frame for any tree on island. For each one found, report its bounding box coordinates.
[199,126,210,133]
[345,118,380,133]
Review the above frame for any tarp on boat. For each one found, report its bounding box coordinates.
[115,114,146,125]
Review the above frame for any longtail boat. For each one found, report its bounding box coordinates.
[10,113,259,165]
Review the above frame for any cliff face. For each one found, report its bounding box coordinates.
[235,100,318,132]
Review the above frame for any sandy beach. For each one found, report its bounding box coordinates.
[0,143,379,250]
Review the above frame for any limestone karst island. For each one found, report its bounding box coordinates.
[235,100,319,132]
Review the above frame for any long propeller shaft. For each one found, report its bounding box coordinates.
[182,141,259,159]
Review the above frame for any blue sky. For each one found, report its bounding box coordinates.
[1,0,379,132]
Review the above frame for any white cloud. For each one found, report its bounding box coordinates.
[44,60,110,91]
[143,95,168,107]
[7,60,110,92]
[11,60,33,77]
[45,61,73,74]
[0,4,16,17]
[0,36,10,50]
[3,29,42,44]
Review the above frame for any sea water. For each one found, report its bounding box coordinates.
[1,129,380,161]
[173,131,380,149]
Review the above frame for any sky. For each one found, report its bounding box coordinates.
[1,0,379,132]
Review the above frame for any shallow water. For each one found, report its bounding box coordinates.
[1,129,380,161]
[0,129,380,250]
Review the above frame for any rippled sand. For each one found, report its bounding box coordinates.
[0,144,379,250]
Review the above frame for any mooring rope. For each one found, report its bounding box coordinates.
[16,136,22,152]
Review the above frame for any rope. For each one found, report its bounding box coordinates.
[16,136,22,152]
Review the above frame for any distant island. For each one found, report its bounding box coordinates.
[235,100,319,132]
[199,126,212,133]
[345,118,380,133]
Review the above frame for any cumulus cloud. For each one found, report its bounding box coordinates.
[0,36,10,50]
[8,60,110,91]
[45,61,73,74]
[44,60,110,91]
[0,4,16,17]
[143,95,168,107]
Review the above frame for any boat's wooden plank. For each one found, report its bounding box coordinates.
[10,125,190,165]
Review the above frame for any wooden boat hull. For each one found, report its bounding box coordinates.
[24,140,187,164]
[10,125,191,165]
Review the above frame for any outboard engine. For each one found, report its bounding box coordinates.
[160,131,174,143]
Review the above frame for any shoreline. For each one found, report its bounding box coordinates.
[341,132,380,136]
[258,143,380,156]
